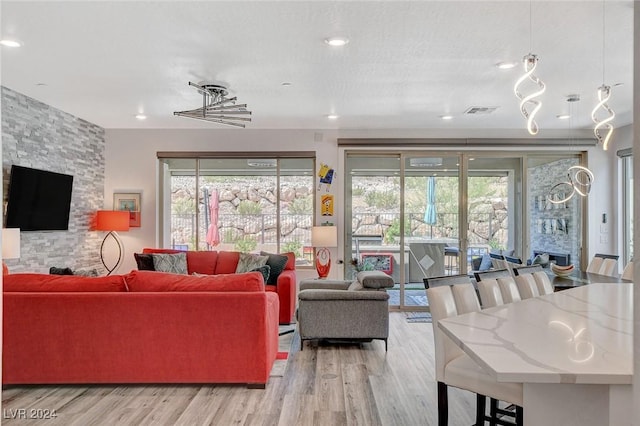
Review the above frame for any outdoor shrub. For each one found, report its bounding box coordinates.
[364,190,398,210]
[234,236,258,253]
[237,200,262,215]
[281,241,302,258]
[289,197,312,214]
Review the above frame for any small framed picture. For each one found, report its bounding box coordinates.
[113,192,141,227]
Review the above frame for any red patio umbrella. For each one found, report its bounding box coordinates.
[206,189,220,248]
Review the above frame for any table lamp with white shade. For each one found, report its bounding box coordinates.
[2,228,21,275]
[311,225,337,279]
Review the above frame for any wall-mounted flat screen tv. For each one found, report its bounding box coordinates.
[5,165,74,231]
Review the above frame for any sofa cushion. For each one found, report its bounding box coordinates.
[260,251,289,284]
[134,253,156,271]
[235,253,268,273]
[357,271,395,289]
[185,251,218,275]
[142,248,182,254]
[215,251,241,274]
[251,265,271,283]
[151,252,188,274]
[4,273,128,292]
[124,270,265,292]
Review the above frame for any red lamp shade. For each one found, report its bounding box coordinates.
[96,210,130,232]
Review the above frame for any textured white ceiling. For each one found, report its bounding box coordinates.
[0,1,634,133]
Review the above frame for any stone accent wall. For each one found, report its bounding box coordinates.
[2,87,105,273]
[528,158,580,265]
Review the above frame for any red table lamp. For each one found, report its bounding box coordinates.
[96,210,130,275]
[311,225,337,279]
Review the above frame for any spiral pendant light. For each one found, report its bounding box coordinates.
[514,53,546,135]
[591,0,615,151]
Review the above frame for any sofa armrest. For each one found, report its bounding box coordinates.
[299,289,389,301]
[299,279,351,291]
[275,269,296,324]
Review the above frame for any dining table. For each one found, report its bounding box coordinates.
[437,282,633,426]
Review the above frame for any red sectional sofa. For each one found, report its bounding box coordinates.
[3,270,279,387]
[142,248,297,325]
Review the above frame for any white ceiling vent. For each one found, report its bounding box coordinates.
[464,106,498,115]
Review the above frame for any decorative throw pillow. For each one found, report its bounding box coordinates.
[478,254,493,271]
[251,265,271,283]
[151,252,188,274]
[49,266,74,275]
[134,253,156,271]
[260,251,289,285]
[73,268,99,277]
[357,271,394,289]
[235,253,268,273]
[532,253,550,268]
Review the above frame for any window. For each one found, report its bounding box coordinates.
[158,154,315,265]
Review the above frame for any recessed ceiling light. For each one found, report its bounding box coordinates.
[324,37,349,47]
[496,61,517,70]
[281,82,292,87]
[135,114,147,120]
[327,114,339,120]
[35,83,47,87]
[556,114,570,120]
[0,39,21,48]
[440,115,454,120]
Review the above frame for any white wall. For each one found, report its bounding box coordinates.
[105,128,626,275]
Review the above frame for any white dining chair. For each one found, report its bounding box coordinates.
[497,276,521,303]
[586,256,604,273]
[477,278,505,308]
[515,274,539,299]
[426,280,523,426]
[622,261,633,280]
[598,258,618,277]
[532,271,554,295]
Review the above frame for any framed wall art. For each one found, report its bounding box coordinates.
[113,192,141,227]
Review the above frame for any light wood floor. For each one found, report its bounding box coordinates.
[1,312,476,425]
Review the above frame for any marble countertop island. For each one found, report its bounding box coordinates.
[438,283,633,426]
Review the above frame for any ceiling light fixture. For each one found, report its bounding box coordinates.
[591,0,615,151]
[327,114,339,120]
[556,114,570,120]
[174,82,252,128]
[324,37,349,47]
[0,39,21,48]
[135,114,147,120]
[440,115,454,120]
[496,61,517,70]
[514,1,545,135]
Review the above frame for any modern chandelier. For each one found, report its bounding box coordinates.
[514,1,545,136]
[174,82,252,128]
[591,1,615,151]
[514,53,545,135]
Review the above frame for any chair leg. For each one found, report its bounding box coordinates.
[515,406,523,426]
[475,393,487,426]
[489,398,498,426]
[437,381,448,426]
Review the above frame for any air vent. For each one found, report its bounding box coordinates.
[464,106,498,115]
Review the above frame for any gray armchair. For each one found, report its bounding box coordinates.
[297,271,394,350]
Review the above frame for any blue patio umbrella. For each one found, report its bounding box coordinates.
[424,176,437,237]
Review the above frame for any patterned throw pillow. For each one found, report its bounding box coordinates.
[73,268,99,277]
[251,265,271,283]
[235,253,268,273]
[151,252,188,274]
[260,251,289,285]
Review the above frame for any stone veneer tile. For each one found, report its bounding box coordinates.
[2,86,105,273]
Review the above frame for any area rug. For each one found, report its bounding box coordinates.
[406,312,432,323]
[270,325,295,377]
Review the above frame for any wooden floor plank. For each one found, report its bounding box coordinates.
[2,312,476,425]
